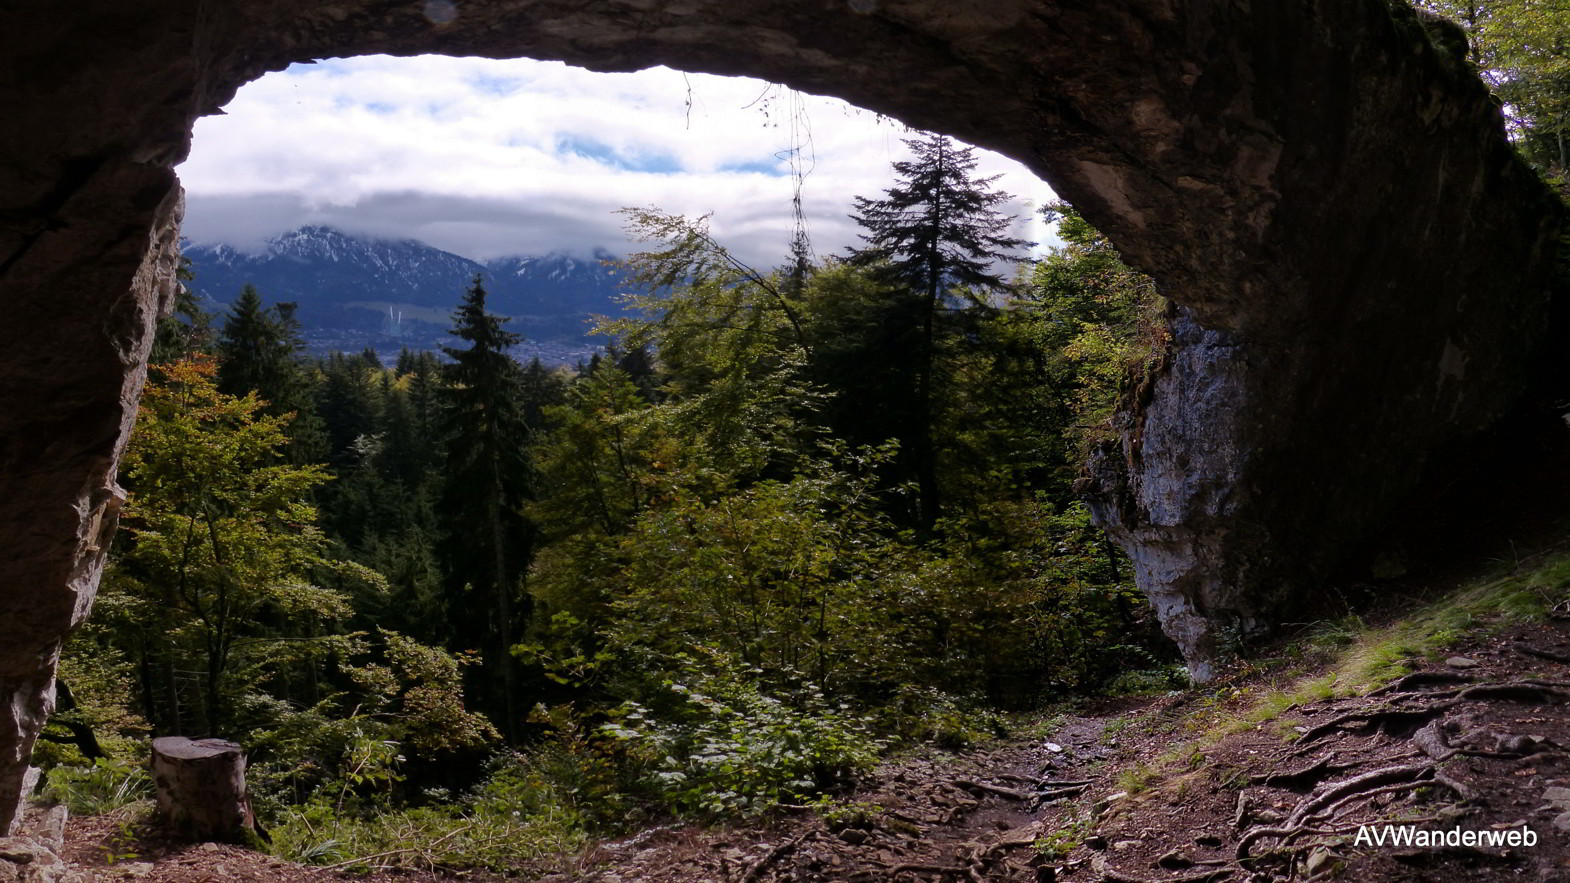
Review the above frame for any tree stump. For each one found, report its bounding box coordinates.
[150,738,255,843]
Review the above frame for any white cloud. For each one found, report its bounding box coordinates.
[179,55,1055,268]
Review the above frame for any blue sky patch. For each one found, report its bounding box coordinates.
[719,159,787,177]
[556,135,682,173]
[468,75,522,96]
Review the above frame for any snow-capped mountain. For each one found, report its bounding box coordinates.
[181,227,627,350]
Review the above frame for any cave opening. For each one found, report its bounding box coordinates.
[4,1,1563,837]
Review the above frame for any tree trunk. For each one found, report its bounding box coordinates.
[151,737,255,843]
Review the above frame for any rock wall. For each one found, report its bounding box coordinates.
[0,0,1562,826]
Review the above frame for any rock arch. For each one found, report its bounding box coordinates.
[1,0,1561,831]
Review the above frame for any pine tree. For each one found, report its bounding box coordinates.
[844,132,1028,530]
[439,276,533,740]
[217,284,324,459]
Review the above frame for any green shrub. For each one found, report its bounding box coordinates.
[873,685,1004,750]
[600,655,884,817]
[271,749,589,872]
[42,757,152,816]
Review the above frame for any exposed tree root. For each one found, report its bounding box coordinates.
[1293,703,1455,744]
[1369,671,1476,696]
[1237,765,1435,859]
[1456,682,1570,703]
[1432,765,1477,802]
[1284,763,1435,828]
[1412,719,1455,761]
[1511,642,1570,664]
[1250,755,1356,789]
[1090,854,1233,883]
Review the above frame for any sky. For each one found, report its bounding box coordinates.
[179,55,1057,269]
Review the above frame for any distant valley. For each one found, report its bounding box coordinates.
[182,226,631,365]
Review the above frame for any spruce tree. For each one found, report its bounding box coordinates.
[216,284,324,459]
[845,132,1028,531]
[439,276,532,740]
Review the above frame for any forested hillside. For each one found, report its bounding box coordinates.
[182,227,624,359]
[40,134,1182,870]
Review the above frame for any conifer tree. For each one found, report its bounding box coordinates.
[217,284,324,459]
[439,276,533,740]
[844,132,1028,530]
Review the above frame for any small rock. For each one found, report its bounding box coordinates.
[1111,840,1142,851]
[837,828,869,845]
[1554,812,1570,833]
[1304,846,1339,876]
[1156,850,1192,870]
[1194,834,1223,848]
[118,863,155,879]
[1544,786,1570,807]
[1254,809,1285,824]
[20,769,40,801]
[1044,742,1064,753]
[197,842,220,852]
[1445,657,1479,669]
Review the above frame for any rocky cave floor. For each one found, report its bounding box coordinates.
[49,606,1570,883]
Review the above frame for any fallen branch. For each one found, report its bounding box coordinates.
[883,862,968,877]
[954,779,1031,801]
[966,822,1045,864]
[1039,784,1089,800]
[739,829,816,883]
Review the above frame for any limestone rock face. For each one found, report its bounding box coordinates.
[0,801,82,883]
[0,0,1562,823]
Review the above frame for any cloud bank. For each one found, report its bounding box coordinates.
[179,55,1056,269]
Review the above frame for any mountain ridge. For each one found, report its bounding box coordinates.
[181,226,629,355]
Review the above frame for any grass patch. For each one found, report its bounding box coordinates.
[269,802,586,873]
[42,757,152,816]
[1116,550,1570,805]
